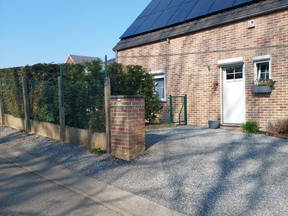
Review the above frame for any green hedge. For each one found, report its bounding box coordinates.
[0,60,162,131]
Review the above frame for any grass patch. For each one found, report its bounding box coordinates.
[241,121,260,134]
[90,148,106,155]
[145,122,176,130]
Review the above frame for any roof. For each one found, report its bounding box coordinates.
[114,0,288,51]
[66,55,100,64]
[120,0,256,39]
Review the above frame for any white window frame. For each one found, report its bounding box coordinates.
[253,55,272,81]
[149,69,166,102]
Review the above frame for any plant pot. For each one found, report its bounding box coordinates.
[252,86,272,94]
[208,120,220,129]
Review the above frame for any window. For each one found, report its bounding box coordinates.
[150,70,166,101]
[224,64,243,80]
[154,78,165,100]
[253,55,271,81]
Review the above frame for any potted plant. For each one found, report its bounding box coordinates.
[252,78,276,94]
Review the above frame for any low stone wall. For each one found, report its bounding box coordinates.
[2,114,106,150]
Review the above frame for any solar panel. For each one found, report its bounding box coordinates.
[121,17,146,39]
[166,2,196,26]
[152,6,179,30]
[138,0,161,18]
[136,13,162,34]
[168,0,187,8]
[120,0,256,39]
[186,0,215,20]
[233,0,255,6]
[208,0,234,14]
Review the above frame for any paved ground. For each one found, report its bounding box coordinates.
[1,126,288,215]
[0,156,120,216]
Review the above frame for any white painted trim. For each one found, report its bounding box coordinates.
[149,69,165,75]
[219,67,223,124]
[253,55,271,62]
[243,63,247,124]
[217,57,244,66]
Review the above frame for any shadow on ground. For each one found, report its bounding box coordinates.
[1,126,288,216]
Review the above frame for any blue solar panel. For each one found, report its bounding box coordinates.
[208,0,234,14]
[138,0,161,18]
[120,0,256,39]
[136,13,162,34]
[233,0,255,6]
[186,0,215,20]
[152,7,179,30]
[168,0,187,8]
[166,2,196,26]
[121,17,146,39]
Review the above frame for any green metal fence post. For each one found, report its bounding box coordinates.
[184,94,187,125]
[169,95,173,124]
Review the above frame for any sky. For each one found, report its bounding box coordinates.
[0,0,150,68]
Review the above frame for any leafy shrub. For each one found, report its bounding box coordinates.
[0,61,105,132]
[109,63,163,123]
[0,60,162,130]
[268,119,288,135]
[241,121,260,134]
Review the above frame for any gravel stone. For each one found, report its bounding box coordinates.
[1,126,288,216]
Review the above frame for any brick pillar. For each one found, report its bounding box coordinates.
[110,96,145,160]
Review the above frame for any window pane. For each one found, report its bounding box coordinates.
[260,72,269,79]
[226,73,234,80]
[154,78,165,100]
[235,72,243,79]
[257,62,270,80]
[226,67,234,74]
[235,65,243,73]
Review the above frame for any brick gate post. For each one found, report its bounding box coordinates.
[110,96,145,160]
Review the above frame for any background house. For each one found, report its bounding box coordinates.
[66,54,100,64]
[66,54,115,64]
[114,0,288,129]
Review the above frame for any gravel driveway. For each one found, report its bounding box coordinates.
[1,126,288,216]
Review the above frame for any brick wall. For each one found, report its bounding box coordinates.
[117,10,288,130]
[110,96,145,160]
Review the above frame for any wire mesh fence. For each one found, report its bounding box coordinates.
[1,77,24,118]
[29,79,59,124]
[63,81,105,132]
[0,75,105,133]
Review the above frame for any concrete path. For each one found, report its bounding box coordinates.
[0,143,183,216]
[0,155,120,216]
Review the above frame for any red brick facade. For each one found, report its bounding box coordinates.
[117,10,288,130]
[110,96,145,160]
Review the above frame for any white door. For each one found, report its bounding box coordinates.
[223,64,245,124]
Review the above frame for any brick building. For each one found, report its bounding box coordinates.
[114,0,288,129]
